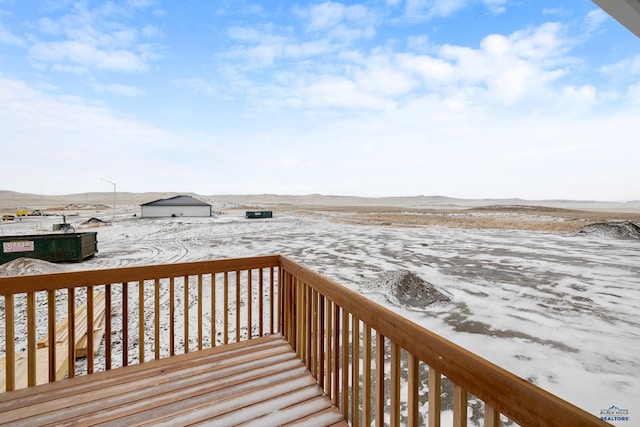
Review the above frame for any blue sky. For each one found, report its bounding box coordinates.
[1,1,639,200]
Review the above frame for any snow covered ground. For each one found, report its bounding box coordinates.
[1,210,638,425]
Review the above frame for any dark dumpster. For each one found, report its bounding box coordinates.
[0,232,98,265]
[245,211,273,219]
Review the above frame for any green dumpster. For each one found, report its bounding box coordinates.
[245,211,273,219]
[0,232,98,265]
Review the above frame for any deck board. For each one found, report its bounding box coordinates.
[0,335,347,427]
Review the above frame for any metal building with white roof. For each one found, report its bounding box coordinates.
[140,195,212,218]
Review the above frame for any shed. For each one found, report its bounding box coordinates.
[141,195,212,218]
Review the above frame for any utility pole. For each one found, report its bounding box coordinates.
[101,178,116,218]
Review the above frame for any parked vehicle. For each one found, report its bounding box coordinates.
[2,215,15,221]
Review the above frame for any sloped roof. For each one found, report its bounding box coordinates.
[141,195,211,207]
[592,0,640,38]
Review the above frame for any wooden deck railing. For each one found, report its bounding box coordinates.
[0,255,608,426]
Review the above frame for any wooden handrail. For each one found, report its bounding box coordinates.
[0,255,280,294]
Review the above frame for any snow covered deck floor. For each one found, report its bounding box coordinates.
[0,334,347,426]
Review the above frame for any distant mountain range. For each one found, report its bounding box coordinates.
[1,190,639,211]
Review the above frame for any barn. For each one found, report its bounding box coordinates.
[140,195,212,218]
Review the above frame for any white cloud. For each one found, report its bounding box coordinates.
[127,0,154,9]
[482,0,507,14]
[583,8,609,34]
[26,1,161,74]
[172,78,220,96]
[278,157,313,170]
[30,40,150,72]
[433,23,570,103]
[295,1,377,44]
[297,75,392,110]
[403,0,506,20]
[561,84,597,103]
[542,8,570,17]
[92,82,145,97]
[599,54,640,76]
[627,85,640,104]
[353,54,417,96]
[217,20,576,112]
[304,2,369,32]
[0,23,24,46]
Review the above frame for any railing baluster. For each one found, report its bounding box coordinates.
[87,286,94,373]
[258,268,264,336]
[311,289,318,379]
[68,288,76,377]
[375,332,385,427]
[454,384,468,427]
[352,316,360,427]
[122,282,129,366]
[332,304,340,408]
[362,324,372,427]
[153,279,159,359]
[408,353,419,426]
[5,294,15,391]
[184,275,189,353]
[247,269,252,339]
[306,284,312,366]
[104,285,111,370]
[138,280,145,363]
[169,278,175,356]
[324,298,332,397]
[27,291,36,387]
[47,290,56,383]
[292,275,298,352]
[211,273,217,347]
[342,309,349,420]
[235,271,240,343]
[429,367,441,427]
[198,274,203,351]
[484,404,501,427]
[318,293,325,387]
[301,281,308,364]
[390,341,401,427]
[277,267,282,335]
[270,267,275,334]
[288,272,295,347]
[223,272,229,345]
[299,279,305,360]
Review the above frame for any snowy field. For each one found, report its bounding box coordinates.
[1,210,638,425]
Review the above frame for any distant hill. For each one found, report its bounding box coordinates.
[1,190,638,213]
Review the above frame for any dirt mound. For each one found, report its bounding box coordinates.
[574,221,640,239]
[0,257,68,277]
[64,203,110,210]
[368,270,450,307]
[79,217,111,228]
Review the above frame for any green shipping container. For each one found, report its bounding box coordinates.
[0,232,98,265]
[245,211,273,219]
